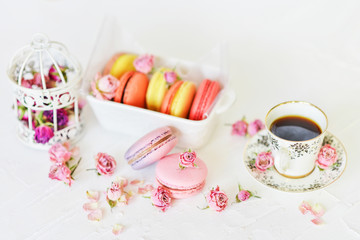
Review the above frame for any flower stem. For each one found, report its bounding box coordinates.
[70,158,82,176]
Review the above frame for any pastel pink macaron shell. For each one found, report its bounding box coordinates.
[155,153,207,199]
[125,127,177,170]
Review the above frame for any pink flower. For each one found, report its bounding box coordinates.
[164,71,177,84]
[95,152,117,176]
[49,64,67,82]
[206,186,228,212]
[21,78,33,88]
[316,144,338,169]
[151,186,172,212]
[133,54,154,74]
[91,73,120,100]
[48,142,72,164]
[248,119,265,136]
[179,150,197,168]
[34,125,54,144]
[107,181,123,201]
[255,152,274,171]
[49,164,73,186]
[232,120,248,136]
[237,190,251,202]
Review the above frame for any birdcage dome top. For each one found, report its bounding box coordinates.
[7,33,82,92]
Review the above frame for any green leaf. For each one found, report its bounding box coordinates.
[235,194,240,203]
[108,199,117,208]
[142,196,151,199]
[238,184,242,192]
[193,163,198,168]
[70,158,82,176]
[197,206,210,210]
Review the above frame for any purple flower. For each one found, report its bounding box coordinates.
[232,120,248,136]
[43,109,69,126]
[164,71,177,84]
[49,64,67,83]
[34,125,54,144]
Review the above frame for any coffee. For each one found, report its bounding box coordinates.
[270,115,321,141]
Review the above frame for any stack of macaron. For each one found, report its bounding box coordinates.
[90,52,221,120]
[124,126,208,199]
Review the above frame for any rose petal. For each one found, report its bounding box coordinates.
[112,224,124,235]
[87,209,102,221]
[299,201,312,215]
[138,187,147,194]
[311,203,325,217]
[83,202,99,211]
[86,190,100,202]
[130,179,144,185]
[145,184,154,191]
[311,217,323,225]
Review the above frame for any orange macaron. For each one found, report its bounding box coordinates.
[189,79,221,120]
[114,71,149,108]
[160,80,196,118]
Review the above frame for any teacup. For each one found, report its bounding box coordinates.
[265,101,328,178]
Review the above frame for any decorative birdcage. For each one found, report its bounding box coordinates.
[7,33,84,149]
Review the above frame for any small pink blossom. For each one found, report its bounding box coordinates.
[95,152,117,176]
[107,181,123,201]
[164,71,177,84]
[206,186,228,212]
[316,144,338,169]
[255,152,274,172]
[49,64,67,82]
[130,179,144,185]
[179,150,197,168]
[151,186,172,212]
[248,119,265,136]
[48,142,72,164]
[237,190,251,202]
[138,184,154,194]
[21,79,33,88]
[232,120,248,136]
[133,54,154,74]
[91,73,120,100]
[48,164,73,186]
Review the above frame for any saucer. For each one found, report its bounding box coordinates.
[243,130,347,193]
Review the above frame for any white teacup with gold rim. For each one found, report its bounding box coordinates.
[265,101,328,178]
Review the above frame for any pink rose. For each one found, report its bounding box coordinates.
[151,186,172,212]
[316,144,337,169]
[49,64,67,82]
[33,73,51,88]
[95,152,117,176]
[133,54,154,74]
[206,186,228,212]
[232,120,248,136]
[164,71,177,84]
[107,182,123,201]
[49,164,73,186]
[91,73,120,100]
[21,79,33,88]
[237,190,251,202]
[248,119,265,136]
[255,151,274,171]
[49,142,72,164]
[179,150,197,168]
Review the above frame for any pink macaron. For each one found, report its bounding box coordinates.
[124,127,178,170]
[155,153,207,199]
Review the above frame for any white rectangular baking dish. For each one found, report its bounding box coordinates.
[83,17,235,148]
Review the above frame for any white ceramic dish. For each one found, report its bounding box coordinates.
[83,17,235,148]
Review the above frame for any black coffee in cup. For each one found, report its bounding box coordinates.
[270,115,321,141]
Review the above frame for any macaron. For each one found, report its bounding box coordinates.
[114,71,149,108]
[103,53,138,79]
[124,126,178,170]
[160,80,196,118]
[146,67,174,111]
[155,153,207,199]
[189,79,221,120]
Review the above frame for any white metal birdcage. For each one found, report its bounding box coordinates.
[7,33,84,149]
